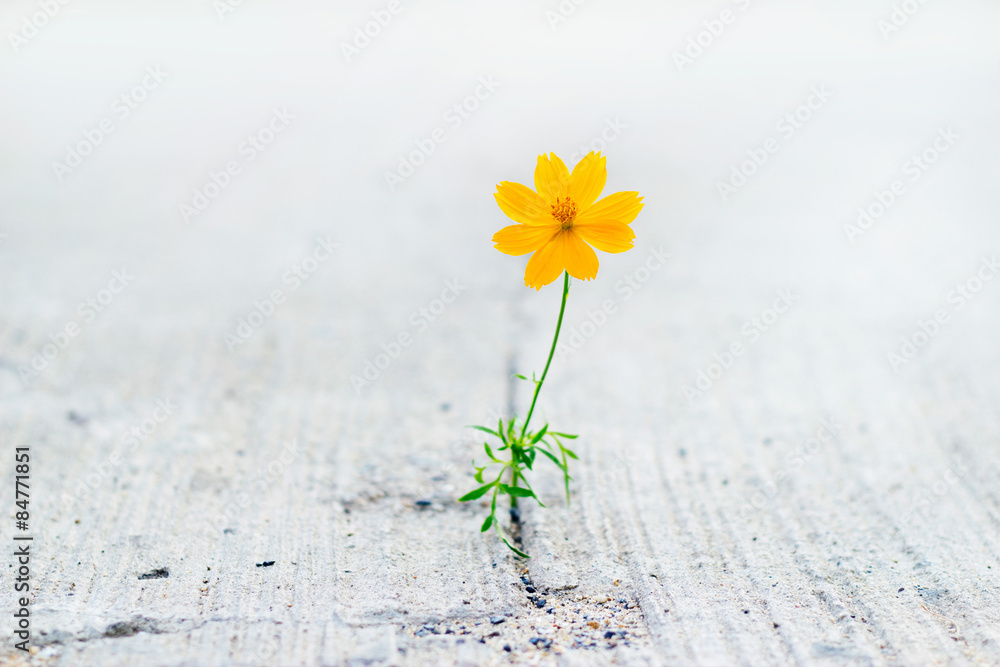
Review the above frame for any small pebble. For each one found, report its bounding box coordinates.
[490,615,505,625]
[415,500,432,507]
[535,598,546,608]
[525,586,536,594]
[503,644,511,652]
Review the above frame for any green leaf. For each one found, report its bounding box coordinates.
[550,431,578,439]
[481,514,494,532]
[530,424,548,445]
[513,374,528,380]
[474,466,485,483]
[506,418,517,442]
[497,419,508,445]
[535,447,566,470]
[499,535,530,558]
[561,446,579,460]
[484,442,498,461]
[468,425,500,437]
[524,447,536,470]
[504,485,536,499]
[458,483,495,502]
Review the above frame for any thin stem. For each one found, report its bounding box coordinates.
[510,463,520,508]
[520,271,570,440]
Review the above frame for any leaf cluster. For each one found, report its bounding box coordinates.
[458,405,578,558]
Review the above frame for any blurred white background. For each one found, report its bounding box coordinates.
[1,0,999,403]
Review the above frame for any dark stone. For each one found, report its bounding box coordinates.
[535,599,546,608]
[415,500,432,507]
[489,616,505,625]
[255,561,275,567]
[138,568,169,580]
[525,586,536,593]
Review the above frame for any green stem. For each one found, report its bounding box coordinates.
[520,271,570,440]
[510,464,520,509]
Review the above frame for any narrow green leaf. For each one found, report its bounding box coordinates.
[499,536,530,558]
[504,486,535,498]
[524,447,536,470]
[458,483,495,502]
[513,374,528,380]
[530,424,548,445]
[561,446,579,460]
[550,431,578,439]
[481,514,494,532]
[468,425,500,437]
[497,419,508,445]
[484,442,497,461]
[535,447,566,470]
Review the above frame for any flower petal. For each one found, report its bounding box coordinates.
[494,181,551,226]
[562,230,599,281]
[575,191,644,226]
[524,232,567,290]
[533,153,570,203]
[568,151,607,211]
[493,224,559,256]
[572,220,636,253]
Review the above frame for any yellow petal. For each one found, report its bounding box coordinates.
[524,232,568,290]
[562,230,599,281]
[575,191,644,226]
[568,152,607,211]
[494,181,551,226]
[572,220,636,254]
[493,224,559,256]
[533,153,570,203]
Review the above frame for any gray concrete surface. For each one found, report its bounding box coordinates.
[2,1,1000,665]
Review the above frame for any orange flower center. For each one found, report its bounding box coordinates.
[550,196,577,229]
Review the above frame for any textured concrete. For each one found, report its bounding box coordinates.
[2,1,1000,665]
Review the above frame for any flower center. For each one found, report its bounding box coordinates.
[550,196,577,229]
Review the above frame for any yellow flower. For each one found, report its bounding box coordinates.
[492,151,644,290]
